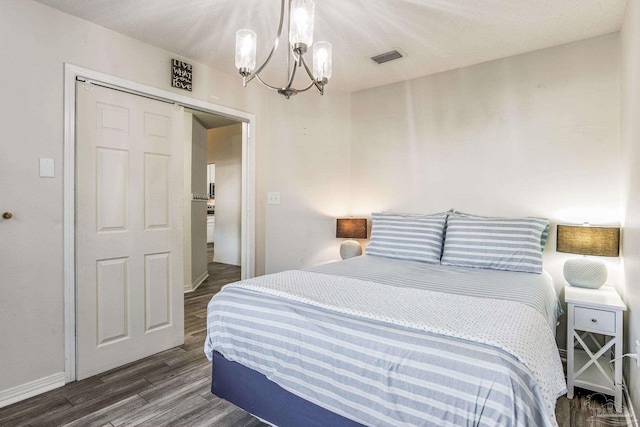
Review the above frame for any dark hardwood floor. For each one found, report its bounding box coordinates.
[0,257,631,426]
[0,262,268,427]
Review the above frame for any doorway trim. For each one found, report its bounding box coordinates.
[63,63,256,383]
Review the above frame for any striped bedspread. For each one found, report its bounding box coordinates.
[205,256,566,427]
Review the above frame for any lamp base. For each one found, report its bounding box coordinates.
[340,240,362,260]
[564,258,607,289]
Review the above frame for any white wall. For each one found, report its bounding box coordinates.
[0,0,351,400]
[191,118,208,287]
[192,118,209,195]
[262,93,352,272]
[350,34,622,347]
[208,124,242,266]
[621,0,640,412]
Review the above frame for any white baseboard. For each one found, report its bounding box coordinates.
[0,372,65,409]
[184,271,209,293]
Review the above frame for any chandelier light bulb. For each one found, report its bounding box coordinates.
[235,29,256,72]
[289,0,315,48]
[313,41,332,81]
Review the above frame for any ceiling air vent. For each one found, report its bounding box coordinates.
[370,49,404,65]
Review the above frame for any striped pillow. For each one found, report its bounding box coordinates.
[441,214,548,273]
[454,211,549,251]
[366,212,448,264]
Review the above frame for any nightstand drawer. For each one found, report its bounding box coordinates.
[574,306,616,333]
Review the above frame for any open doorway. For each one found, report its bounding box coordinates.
[183,110,243,294]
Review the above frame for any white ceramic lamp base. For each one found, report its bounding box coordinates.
[564,257,607,289]
[340,240,362,260]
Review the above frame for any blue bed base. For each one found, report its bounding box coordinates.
[211,351,366,427]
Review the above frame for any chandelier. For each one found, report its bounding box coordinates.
[234,0,332,99]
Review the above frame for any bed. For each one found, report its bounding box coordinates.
[205,212,567,426]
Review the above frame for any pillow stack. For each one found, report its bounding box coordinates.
[366,210,548,274]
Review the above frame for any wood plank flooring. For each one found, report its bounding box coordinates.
[0,259,631,426]
[0,262,267,427]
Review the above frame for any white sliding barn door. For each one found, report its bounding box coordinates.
[76,82,184,380]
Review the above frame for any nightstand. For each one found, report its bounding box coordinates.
[565,285,626,412]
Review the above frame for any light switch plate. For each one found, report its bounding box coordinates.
[267,192,281,205]
[39,158,54,178]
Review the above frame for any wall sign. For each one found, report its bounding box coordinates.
[171,59,192,91]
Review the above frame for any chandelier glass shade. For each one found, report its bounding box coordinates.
[234,0,332,99]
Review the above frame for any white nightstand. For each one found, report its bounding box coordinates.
[565,285,626,412]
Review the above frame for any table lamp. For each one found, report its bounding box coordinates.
[556,223,620,288]
[336,218,367,259]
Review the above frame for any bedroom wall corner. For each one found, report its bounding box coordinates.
[620,0,640,412]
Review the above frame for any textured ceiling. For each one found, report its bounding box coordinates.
[35,0,628,94]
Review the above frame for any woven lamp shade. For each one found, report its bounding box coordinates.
[556,225,620,257]
[336,218,367,239]
[557,224,620,289]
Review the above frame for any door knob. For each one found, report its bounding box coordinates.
[2,212,12,219]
